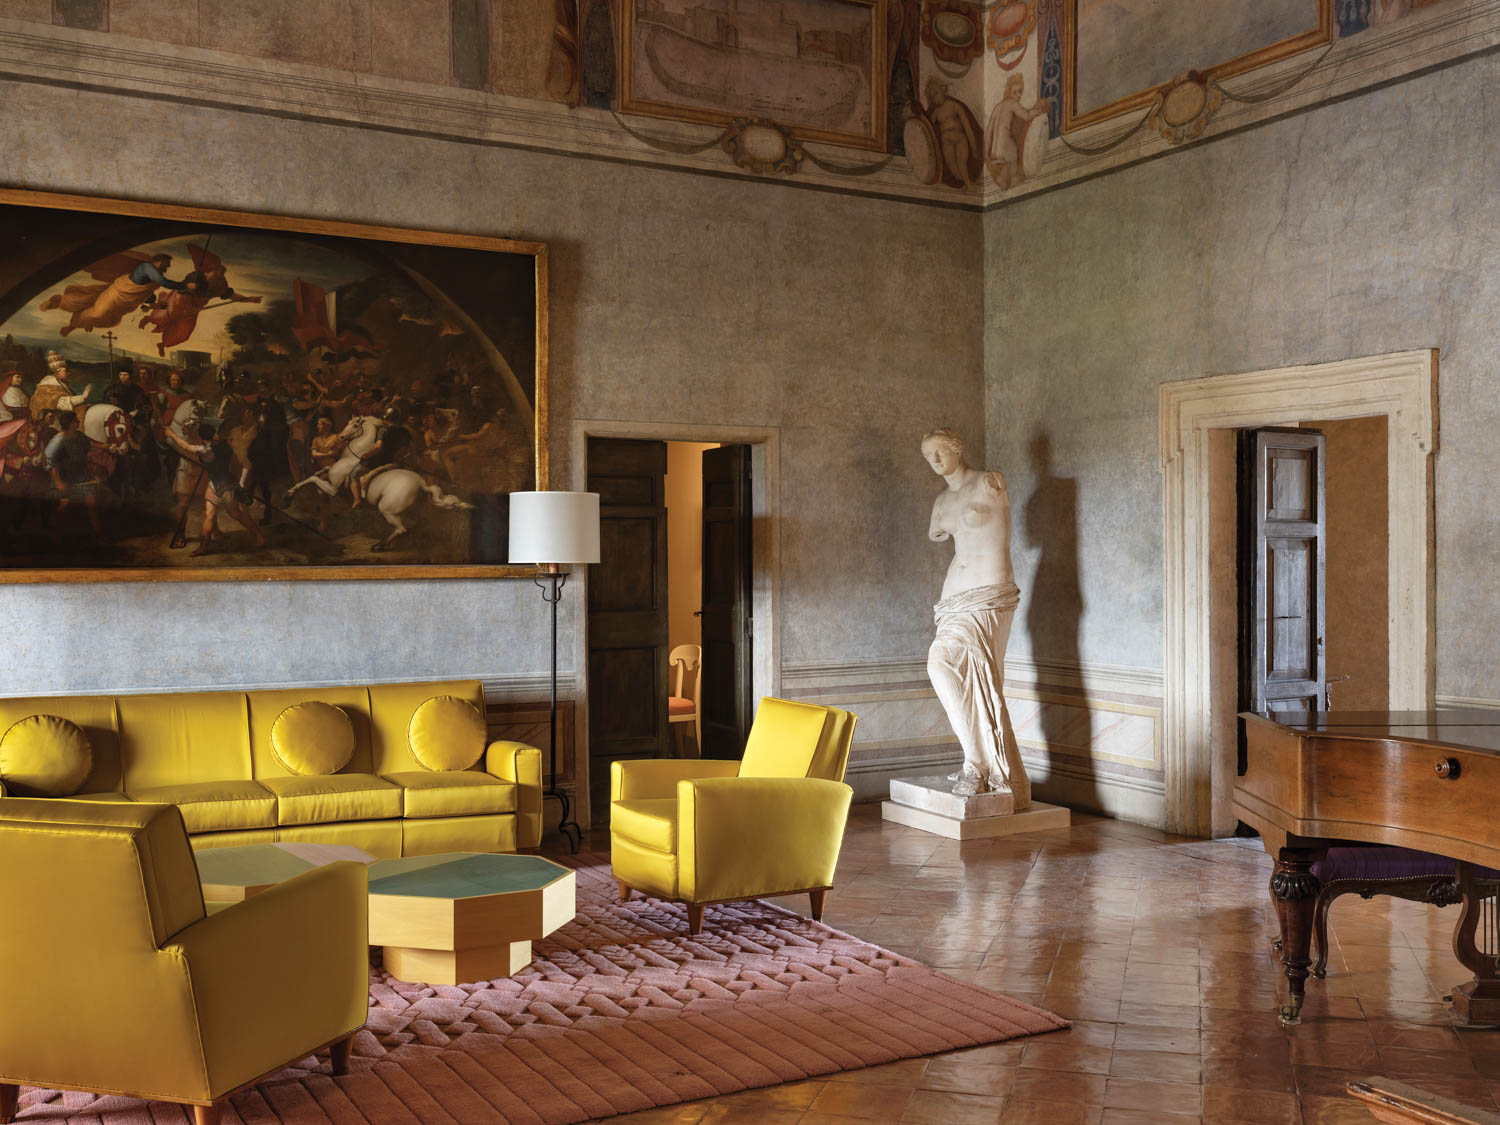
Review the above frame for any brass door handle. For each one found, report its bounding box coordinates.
[1436,757,1461,779]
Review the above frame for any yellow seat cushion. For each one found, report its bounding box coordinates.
[66,791,134,802]
[0,714,93,796]
[407,696,486,772]
[127,779,276,833]
[258,773,403,826]
[610,798,678,853]
[271,702,355,776]
[383,771,516,818]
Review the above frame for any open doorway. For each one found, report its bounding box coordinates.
[581,432,759,822]
[1210,417,1391,802]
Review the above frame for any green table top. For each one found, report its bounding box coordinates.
[367,852,571,899]
[194,842,373,889]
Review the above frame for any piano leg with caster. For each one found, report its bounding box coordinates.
[1270,847,1324,1025]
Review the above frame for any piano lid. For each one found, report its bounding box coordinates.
[1246,710,1500,756]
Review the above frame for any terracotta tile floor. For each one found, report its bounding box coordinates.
[553,805,1498,1124]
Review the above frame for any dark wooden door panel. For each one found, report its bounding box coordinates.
[1239,428,1327,737]
[700,444,753,760]
[587,437,669,817]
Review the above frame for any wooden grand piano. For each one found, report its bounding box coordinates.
[1237,710,1500,1025]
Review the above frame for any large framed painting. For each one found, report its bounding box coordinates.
[1063,0,1333,132]
[619,0,887,151]
[0,189,546,583]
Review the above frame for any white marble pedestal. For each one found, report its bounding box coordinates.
[881,774,1071,840]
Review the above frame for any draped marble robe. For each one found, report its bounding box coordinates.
[928,581,1031,808]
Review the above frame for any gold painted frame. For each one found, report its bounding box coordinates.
[0,187,547,584]
[1062,0,1333,133]
[618,0,888,151]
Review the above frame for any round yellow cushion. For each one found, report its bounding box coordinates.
[271,702,355,776]
[0,714,93,796]
[408,696,486,771]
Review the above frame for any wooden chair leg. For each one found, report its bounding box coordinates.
[331,1032,353,1076]
[0,1081,18,1124]
[686,902,704,935]
[618,879,632,902]
[193,1102,221,1125]
[809,888,827,922]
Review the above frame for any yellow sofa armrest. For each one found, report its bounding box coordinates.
[486,740,543,848]
[164,860,368,1097]
[677,776,852,904]
[612,758,739,802]
[0,778,7,798]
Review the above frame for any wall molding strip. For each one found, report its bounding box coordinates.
[782,655,1164,698]
[0,671,574,704]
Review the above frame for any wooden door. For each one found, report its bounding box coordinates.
[586,437,669,816]
[1238,428,1327,728]
[699,444,753,760]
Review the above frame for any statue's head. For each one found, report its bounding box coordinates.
[921,427,966,476]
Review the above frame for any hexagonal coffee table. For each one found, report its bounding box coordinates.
[195,842,375,904]
[366,852,576,985]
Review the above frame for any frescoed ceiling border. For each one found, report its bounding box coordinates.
[0,5,1496,212]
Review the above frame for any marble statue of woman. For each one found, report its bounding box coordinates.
[922,427,1031,806]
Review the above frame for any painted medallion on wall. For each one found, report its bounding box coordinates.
[1063,0,1332,131]
[619,0,887,150]
[0,190,546,582]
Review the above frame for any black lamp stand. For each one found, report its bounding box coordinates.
[535,566,583,852]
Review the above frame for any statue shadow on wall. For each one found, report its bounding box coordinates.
[1021,429,1097,812]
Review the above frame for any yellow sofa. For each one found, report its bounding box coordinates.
[0,679,542,857]
[611,696,857,934]
[0,799,368,1125]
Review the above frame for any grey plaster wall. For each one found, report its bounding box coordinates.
[983,53,1500,698]
[1,79,982,695]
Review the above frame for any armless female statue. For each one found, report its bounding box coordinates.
[922,427,1031,806]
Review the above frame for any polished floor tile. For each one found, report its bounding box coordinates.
[578,807,1500,1123]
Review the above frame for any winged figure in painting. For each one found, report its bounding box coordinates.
[139,242,262,356]
[39,250,187,336]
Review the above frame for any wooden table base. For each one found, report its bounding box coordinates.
[382,940,534,986]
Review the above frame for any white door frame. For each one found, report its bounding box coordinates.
[570,419,781,827]
[1158,350,1437,837]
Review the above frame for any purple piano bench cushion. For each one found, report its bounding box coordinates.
[1312,846,1496,882]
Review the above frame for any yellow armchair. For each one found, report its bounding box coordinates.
[611,697,857,934]
[0,799,368,1125]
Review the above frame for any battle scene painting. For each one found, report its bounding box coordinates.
[0,191,544,580]
[621,0,885,149]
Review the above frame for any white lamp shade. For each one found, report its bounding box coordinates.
[508,491,601,565]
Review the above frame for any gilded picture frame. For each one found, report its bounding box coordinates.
[1062,0,1334,132]
[0,188,547,583]
[618,0,888,151]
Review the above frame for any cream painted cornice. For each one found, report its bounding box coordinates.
[5,2,1499,213]
[983,0,1500,209]
[0,18,968,209]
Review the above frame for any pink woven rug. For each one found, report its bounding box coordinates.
[15,856,1066,1124]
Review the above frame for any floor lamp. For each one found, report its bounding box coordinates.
[509,490,598,853]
